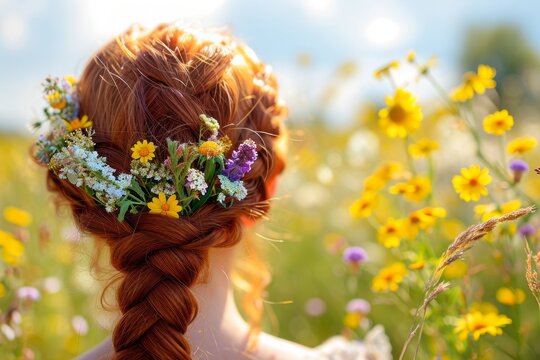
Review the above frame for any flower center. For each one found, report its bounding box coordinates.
[495,119,505,127]
[469,178,479,186]
[389,105,407,124]
[472,321,487,331]
[161,203,170,211]
[139,147,150,157]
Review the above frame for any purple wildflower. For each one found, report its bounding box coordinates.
[342,246,368,264]
[346,298,371,314]
[17,287,40,301]
[509,159,529,183]
[518,223,536,238]
[222,139,258,181]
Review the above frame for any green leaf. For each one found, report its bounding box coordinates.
[130,178,146,200]
[118,200,133,222]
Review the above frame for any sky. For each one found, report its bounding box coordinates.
[2,0,540,132]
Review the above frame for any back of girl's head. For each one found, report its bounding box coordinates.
[45,24,286,359]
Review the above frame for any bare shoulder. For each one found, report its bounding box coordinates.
[75,336,113,360]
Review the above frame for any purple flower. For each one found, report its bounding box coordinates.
[222,139,258,181]
[535,167,540,175]
[342,246,368,264]
[346,298,371,314]
[518,223,536,237]
[17,287,40,301]
[509,159,529,172]
[509,159,529,183]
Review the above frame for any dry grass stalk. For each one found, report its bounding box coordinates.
[399,206,534,360]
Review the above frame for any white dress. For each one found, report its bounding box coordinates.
[312,326,392,360]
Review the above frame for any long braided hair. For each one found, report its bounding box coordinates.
[45,24,286,359]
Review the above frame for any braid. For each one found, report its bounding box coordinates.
[45,23,287,359]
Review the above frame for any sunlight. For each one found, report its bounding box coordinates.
[365,16,401,47]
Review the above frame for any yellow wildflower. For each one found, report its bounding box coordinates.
[378,89,423,138]
[507,136,537,155]
[406,207,447,238]
[378,218,406,248]
[451,65,496,103]
[64,75,78,85]
[147,192,182,218]
[0,230,24,265]
[363,175,386,192]
[47,91,66,109]
[343,312,362,329]
[198,140,223,157]
[455,311,511,341]
[443,260,468,279]
[131,140,156,163]
[496,287,525,306]
[452,165,491,202]
[3,207,32,227]
[409,260,427,270]
[470,302,498,315]
[389,176,431,202]
[373,161,405,181]
[374,60,400,79]
[404,176,431,202]
[408,138,440,158]
[406,50,416,63]
[349,192,377,218]
[65,115,93,132]
[372,263,407,292]
[483,110,514,136]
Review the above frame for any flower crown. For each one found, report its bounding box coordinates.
[34,76,258,220]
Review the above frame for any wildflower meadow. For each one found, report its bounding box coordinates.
[2,22,540,360]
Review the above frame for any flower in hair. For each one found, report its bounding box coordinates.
[147,192,182,218]
[34,76,259,221]
[131,140,156,163]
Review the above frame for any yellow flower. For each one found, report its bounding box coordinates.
[409,260,427,270]
[507,136,537,155]
[405,207,446,238]
[373,161,405,181]
[378,89,423,138]
[47,91,66,109]
[443,261,468,279]
[406,50,416,63]
[408,138,440,158]
[451,65,496,103]
[372,263,407,292]
[404,176,431,202]
[378,218,406,248]
[0,230,24,265]
[147,192,182,218]
[64,75,78,86]
[343,312,362,329]
[65,115,93,132]
[483,110,514,136]
[198,140,223,157]
[131,140,156,163]
[496,287,525,306]
[389,176,431,203]
[470,302,498,315]
[3,207,32,227]
[374,60,400,79]
[455,311,511,341]
[471,65,497,94]
[349,192,377,219]
[363,175,386,192]
[452,165,492,202]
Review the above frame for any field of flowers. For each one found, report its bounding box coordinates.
[1,50,540,360]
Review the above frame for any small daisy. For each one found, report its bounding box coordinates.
[131,140,156,163]
[147,192,182,218]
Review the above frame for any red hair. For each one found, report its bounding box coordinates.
[45,24,286,359]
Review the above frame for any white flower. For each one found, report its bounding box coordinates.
[186,168,208,195]
[218,175,247,201]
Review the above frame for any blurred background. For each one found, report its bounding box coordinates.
[2,0,540,359]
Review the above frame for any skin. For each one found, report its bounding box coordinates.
[76,174,320,360]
